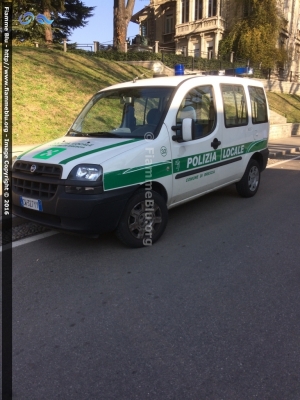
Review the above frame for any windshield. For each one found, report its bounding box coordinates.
[68,87,173,139]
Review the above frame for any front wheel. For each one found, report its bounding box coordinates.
[236,159,260,198]
[115,189,168,248]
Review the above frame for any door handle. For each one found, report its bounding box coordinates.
[211,138,221,150]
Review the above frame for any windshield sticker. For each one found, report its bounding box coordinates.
[33,147,67,159]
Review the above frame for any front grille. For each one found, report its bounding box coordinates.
[14,161,62,178]
[13,178,59,198]
[13,161,62,199]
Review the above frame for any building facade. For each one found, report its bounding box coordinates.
[131,0,300,78]
[279,0,300,78]
[174,0,227,58]
[131,0,177,51]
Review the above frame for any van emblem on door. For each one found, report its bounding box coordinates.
[30,165,37,173]
[160,146,167,157]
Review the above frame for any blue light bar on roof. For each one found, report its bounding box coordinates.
[234,67,253,75]
[204,67,253,76]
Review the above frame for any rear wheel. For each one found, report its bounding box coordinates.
[115,189,168,248]
[236,159,260,198]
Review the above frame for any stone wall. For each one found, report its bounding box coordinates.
[269,123,300,139]
[257,79,300,95]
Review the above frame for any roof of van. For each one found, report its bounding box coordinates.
[100,75,265,92]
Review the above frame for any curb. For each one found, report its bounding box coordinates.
[268,145,300,158]
[0,215,28,229]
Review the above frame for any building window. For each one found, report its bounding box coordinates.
[243,0,252,17]
[208,0,217,17]
[195,0,203,20]
[181,0,189,23]
[165,13,174,34]
[296,45,300,61]
[141,21,147,37]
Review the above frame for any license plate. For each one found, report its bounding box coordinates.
[20,196,43,211]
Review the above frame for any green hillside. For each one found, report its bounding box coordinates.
[8,46,152,145]
[267,92,300,123]
[2,46,300,145]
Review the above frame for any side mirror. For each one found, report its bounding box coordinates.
[182,118,195,141]
[171,118,195,142]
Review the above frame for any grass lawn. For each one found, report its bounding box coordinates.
[2,46,152,145]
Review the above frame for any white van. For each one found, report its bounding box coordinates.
[12,75,269,247]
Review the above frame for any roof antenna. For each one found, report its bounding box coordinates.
[133,73,145,83]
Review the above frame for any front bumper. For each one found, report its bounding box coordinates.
[12,185,139,235]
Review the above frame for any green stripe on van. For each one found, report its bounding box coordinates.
[245,139,268,153]
[103,139,267,190]
[59,139,141,165]
[17,144,45,159]
[104,160,173,190]
[172,139,267,174]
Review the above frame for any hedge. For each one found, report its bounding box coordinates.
[67,48,271,78]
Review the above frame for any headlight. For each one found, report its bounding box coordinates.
[68,164,103,182]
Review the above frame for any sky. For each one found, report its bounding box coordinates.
[68,1,147,46]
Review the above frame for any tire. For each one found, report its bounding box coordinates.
[236,159,260,198]
[115,189,168,248]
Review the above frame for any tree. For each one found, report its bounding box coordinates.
[51,0,95,41]
[10,0,94,44]
[42,0,65,44]
[219,0,287,68]
[113,0,135,51]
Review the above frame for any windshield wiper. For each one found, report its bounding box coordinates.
[67,129,88,137]
[87,132,123,138]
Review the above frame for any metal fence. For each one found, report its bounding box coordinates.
[36,39,299,83]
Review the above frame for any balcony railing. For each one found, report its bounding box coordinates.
[176,16,226,36]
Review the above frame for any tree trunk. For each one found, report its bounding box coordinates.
[44,8,53,45]
[113,0,135,51]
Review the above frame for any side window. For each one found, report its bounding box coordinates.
[176,85,216,139]
[248,86,268,124]
[221,84,248,127]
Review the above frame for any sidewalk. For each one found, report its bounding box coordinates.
[268,135,300,158]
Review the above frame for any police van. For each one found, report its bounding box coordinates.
[12,74,269,247]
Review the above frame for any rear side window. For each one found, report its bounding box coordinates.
[248,86,268,124]
[176,85,216,139]
[221,84,248,127]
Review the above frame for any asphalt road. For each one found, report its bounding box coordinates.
[11,157,300,399]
